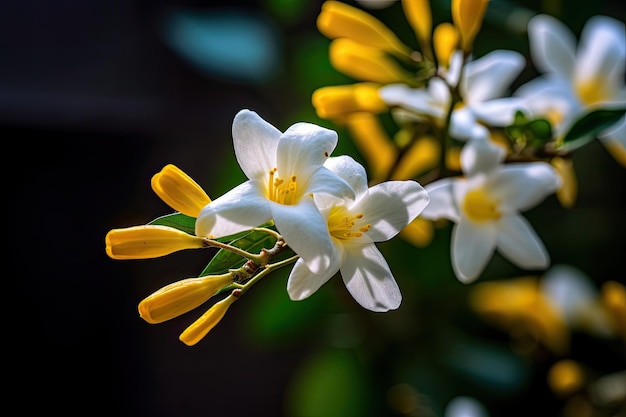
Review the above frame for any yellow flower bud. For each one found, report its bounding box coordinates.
[330,38,414,84]
[345,112,398,182]
[179,292,239,346]
[601,280,626,342]
[151,164,211,218]
[105,225,205,260]
[138,273,234,324]
[317,0,412,58]
[401,0,432,47]
[433,22,460,67]
[551,156,577,209]
[451,0,488,52]
[601,139,626,167]
[399,217,434,248]
[390,134,440,180]
[312,83,388,120]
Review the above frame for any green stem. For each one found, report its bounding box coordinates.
[202,238,265,265]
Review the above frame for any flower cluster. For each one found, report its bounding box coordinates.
[106,109,429,345]
[312,0,624,283]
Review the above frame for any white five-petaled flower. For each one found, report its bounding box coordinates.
[287,155,430,312]
[515,14,626,150]
[421,138,562,283]
[195,109,355,274]
[380,50,528,141]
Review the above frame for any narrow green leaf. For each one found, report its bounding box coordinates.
[149,212,195,235]
[561,108,626,150]
[199,229,277,276]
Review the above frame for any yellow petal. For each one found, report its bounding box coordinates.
[398,217,433,247]
[433,22,460,67]
[151,164,211,218]
[390,134,440,180]
[179,293,238,346]
[138,273,234,324]
[312,83,387,121]
[551,157,577,209]
[105,225,205,260]
[329,38,414,84]
[602,138,626,167]
[345,112,398,182]
[317,0,412,58]
[451,0,488,51]
[401,0,432,47]
[601,280,626,342]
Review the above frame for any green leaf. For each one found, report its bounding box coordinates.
[199,228,277,276]
[149,212,195,235]
[561,107,626,151]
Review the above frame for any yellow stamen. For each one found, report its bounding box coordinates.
[328,206,369,240]
[138,273,234,324]
[105,225,206,260]
[151,164,211,218]
[462,188,501,222]
[576,77,611,106]
[267,168,298,205]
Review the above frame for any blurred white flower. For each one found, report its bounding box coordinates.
[421,138,561,283]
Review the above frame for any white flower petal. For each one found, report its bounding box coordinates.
[271,196,336,274]
[341,243,401,312]
[195,181,271,238]
[323,155,369,198]
[464,50,526,103]
[461,136,506,176]
[598,115,626,147]
[528,14,577,77]
[306,165,356,202]
[351,180,429,242]
[495,215,550,269]
[488,162,561,212]
[421,179,460,222]
[287,257,340,301]
[576,16,626,89]
[277,122,338,181]
[232,109,282,181]
[452,220,497,283]
[449,108,477,140]
[471,97,529,126]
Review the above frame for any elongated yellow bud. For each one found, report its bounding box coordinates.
[105,225,205,260]
[551,157,577,209]
[601,281,626,341]
[401,0,432,47]
[138,273,234,324]
[179,292,239,346]
[345,112,398,182]
[390,134,440,180]
[451,0,488,52]
[330,38,414,84]
[433,22,460,67]
[151,164,211,218]
[312,83,387,120]
[317,1,412,58]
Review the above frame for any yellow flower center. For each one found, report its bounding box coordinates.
[462,188,501,222]
[267,168,298,205]
[576,77,610,107]
[327,206,371,240]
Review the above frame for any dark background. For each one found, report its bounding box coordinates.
[6,1,625,416]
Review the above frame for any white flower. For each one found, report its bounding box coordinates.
[515,14,626,148]
[380,50,527,141]
[195,109,355,274]
[287,155,430,311]
[421,138,561,283]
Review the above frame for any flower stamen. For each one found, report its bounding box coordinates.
[328,208,370,240]
[267,168,298,205]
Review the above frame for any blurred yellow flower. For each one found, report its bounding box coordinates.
[451,0,488,52]
[547,359,585,397]
[551,156,578,208]
[312,83,387,122]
